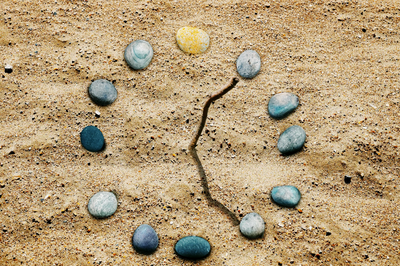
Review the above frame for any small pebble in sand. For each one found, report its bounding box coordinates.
[5,64,13,74]
[344,175,352,184]
[236,50,261,78]
[132,224,159,254]
[271,185,301,208]
[268,93,299,119]
[240,212,265,239]
[174,236,211,260]
[277,125,306,155]
[124,40,153,70]
[88,79,117,106]
[87,191,118,218]
[80,126,105,152]
[176,27,210,54]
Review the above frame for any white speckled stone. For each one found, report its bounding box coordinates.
[87,192,118,219]
[236,50,261,79]
[240,212,265,239]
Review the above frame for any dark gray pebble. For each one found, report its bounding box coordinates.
[88,79,117,106]
[268,93,299,119]
[80,126,105,152]
[132,224,159,254]
[174,236,211,260]
[236,50,261,79]
[277,125,306,155]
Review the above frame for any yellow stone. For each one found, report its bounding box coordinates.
[176,27,210,54]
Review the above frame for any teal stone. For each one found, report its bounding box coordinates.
[80,126,105,152]
[87,192,118,219]
[132,224,159,254]
[240,212,265,239]
[88,79,117,106]
[268,93,299,119]
[271,185,301,208]
[236,50,261,79]
[124,40,153,70]
[277,125,306,155]
[174,236,211,260]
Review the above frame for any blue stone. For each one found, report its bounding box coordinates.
[277,125,306,155]
[87,191,118,218]
[268,93,299,119]
[124,40,153,70]
[174,236,211,260]
[271,185,301,208]
[80,126,105,152]
[88,79,118,106]
[236,50,261,79]
[132,224,159,254]
[240,212,265,239]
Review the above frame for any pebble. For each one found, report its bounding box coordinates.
[271,185,301,208]
[174,236,211,260]
[80,126,105,152]
[124,40,153,70]
[132,224,159,254]
[277,125,306,155]
[88,79,117,106]
[87,191,118,218]
[236,50,261,78]
[176,27,210,54]
[268,93,299,119]
[240,212,265,239]
[5,64,12,74]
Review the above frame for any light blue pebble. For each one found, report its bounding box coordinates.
[132,224,159,254]
[268,93,299,119]
[277,125,306,155]
[174,236,211,260]
[88,79,118,106]
[240,212,265,239]
[87,192,118,219]
[236,50,261,79]
[271,185,301,208]
[124,40,153,70]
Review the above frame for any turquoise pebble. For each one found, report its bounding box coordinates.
[124,40,153,70]
[88,79,117,106]
[268,93,299,119]
[240,212,265,239]
[271,185,301,208]
[236,50,261,79]
[174,236,211,260]
[277,125,306,155]
[80,126,105,152]
[132,224,159,254]
[87,192,118,219]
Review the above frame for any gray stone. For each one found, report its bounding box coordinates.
[240,212,265,239]
[268,93,299,119]
[236,50,261,79]
[132,224,159,254]
[174,236,211,260]
[80,126,105,152]
[124,40,153,70]
[271,186,301,208]
[88,79,117,106]
[87,192,118,219]
[277,125,306,155]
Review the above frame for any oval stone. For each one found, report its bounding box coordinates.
[271,185,301,208]
[132,224,159,254]
[176,27,210,54]
[124,40,153,70]
[240,212,265,239]
[88,79,117,106]
[268,93,299,119]
[87,191,118,218]
[174,236,211,260]
[277,125,306,155]
[80,126,105,152]
[236,50,261,79]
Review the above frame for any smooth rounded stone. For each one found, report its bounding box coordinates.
[271,185,301,208]
[174,236,211,260]
[132,224,159,254]
[124,40,153,70]
[87,191,118,218]
[268,93,299,119]
[277,125,306,155]
[80,126,105,152]
[236,50,261,79]
[176,27,210,54]
[88,79,117,106]
[240,212,265,239]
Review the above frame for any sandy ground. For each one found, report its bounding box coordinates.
[1,0,400,265]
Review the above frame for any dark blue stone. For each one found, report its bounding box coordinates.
[124,40,153,70]
[236,50,261,79]
[268,93,299,119]
[80,126,105,152]
[132,224,159,254]
[271,185,301,208]
[174,236,211,260]
[277,125,306,155]
[88,79,118,106]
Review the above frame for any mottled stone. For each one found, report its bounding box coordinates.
[80,126,105,152]
[240,212,265,239]
[176,27,210,54]
[132,224,159,254]
[174,236,211,260]
[87,192,118,218]
[236,50,261,79]
[88,79,117,106]
[277,125,306,155]
[271,185,301,208]
[268,93,299,119]
[124,40,153,70]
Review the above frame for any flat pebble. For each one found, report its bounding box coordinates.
[174,236,211,260]
[80,126,105,152]
[132,224,159,254]
[124,40,153,70]
[268,93,299,119]
[88,79,117,106]
[277,125,306,155]
[87,191,118,218]
[240,212,265,239]
[271,185,301,208]
[176,27,210,54]
[236,50,261,78]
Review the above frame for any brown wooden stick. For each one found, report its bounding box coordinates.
[189,77,239,150]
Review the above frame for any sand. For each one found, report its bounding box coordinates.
[1,0,400,265]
